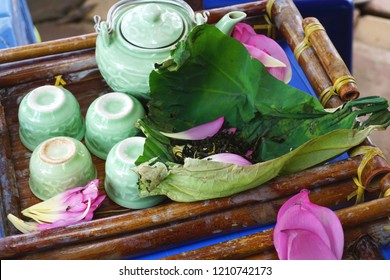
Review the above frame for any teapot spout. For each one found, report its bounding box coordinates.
[215,11,247,36]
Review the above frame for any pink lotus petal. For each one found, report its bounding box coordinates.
[203,153,252,166]
[232,22,256,43]
[232,23,292,83]
[222,127,237,134]
[161,116,224,140]
[245,150,254,158]
[298,195,344,259]
[9,180,106,233]
[7,214,38,234]
[244,44,286,67]
[84,194,106,221]
[276,189,310,221]
[81,179,100,200]
[280,189,344,259]
[285,229,338,260]
[273,204,333,260]
[273,189,344,260]
[38,198,92,230]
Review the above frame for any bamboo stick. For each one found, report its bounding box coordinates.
[11,179,369,259]
[270,0,342,108]
[0,156,362,258]
[302,17,359,101]
[161,196,390,260]
[0,33,97,64]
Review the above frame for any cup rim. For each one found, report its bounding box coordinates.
[26,85,66,113]
[115,136,146,164]
[95,92,134,120]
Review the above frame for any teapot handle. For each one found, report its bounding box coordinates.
[94,16,111,47]
[195,11,210,25]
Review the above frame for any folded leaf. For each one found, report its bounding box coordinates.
[135,126,380,202]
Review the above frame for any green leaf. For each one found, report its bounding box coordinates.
[148,25,325,134]
[148,25,390,161]
[135,126,380,202]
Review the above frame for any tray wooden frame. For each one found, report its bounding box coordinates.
[0,0,389,260]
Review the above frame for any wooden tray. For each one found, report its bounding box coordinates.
[1,0,390,260]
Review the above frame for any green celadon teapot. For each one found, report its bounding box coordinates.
[94,0,246,99]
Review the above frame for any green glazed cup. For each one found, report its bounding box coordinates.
[85,92,145,160]
[18,85,85,151]
[29,136,97,200]
[105,136,165,209]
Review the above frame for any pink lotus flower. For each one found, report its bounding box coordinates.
[161,116,225,140]
[8,179,105,233]
[273,189,344,260]
[232,23,292,83]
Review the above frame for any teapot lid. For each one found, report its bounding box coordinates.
[120,3,185,49]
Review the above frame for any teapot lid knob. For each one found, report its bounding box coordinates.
[120,3,185,49]
[143,4,162,23]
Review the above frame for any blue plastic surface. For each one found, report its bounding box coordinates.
[0,0,37,49]
[204,0,354,70]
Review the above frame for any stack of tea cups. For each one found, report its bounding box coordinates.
[19,85,163,209]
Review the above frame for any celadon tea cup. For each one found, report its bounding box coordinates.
[85,92,145,160]
[29,136,97,200]
[105,136,165,209]
[18,85,85,151]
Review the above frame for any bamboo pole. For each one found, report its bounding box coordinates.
[270,0,342,108]
[0,33,97,64]
[302,17,359,101]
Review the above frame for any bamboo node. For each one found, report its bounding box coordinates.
[266,0,276,19]
[333,75,357,94]
[320,75,358,106]
[348,146,386,204]
[319,86,338,106]
[293,22,325,61]
[54,75,67,87]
